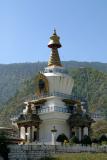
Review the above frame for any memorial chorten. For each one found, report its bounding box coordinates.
[16,30,93,144]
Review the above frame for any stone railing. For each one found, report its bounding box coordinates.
[38,105,70,114]
[55,145,107,153]
[26,92,87,102]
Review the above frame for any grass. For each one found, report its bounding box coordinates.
[52,153,107,160]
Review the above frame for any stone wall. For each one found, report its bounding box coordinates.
[8,144,107,160]
[8,145,55,160]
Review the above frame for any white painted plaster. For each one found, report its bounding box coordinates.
[83,127,88,136]
[20,127,25,140]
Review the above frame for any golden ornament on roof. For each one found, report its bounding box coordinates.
[48,29,61,48]
[48,29,62,67]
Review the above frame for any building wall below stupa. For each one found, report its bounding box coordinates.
[39,112,70,144]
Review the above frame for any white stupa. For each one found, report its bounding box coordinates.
[16,30,93,144]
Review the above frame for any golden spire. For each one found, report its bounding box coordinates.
[48,30,62,67]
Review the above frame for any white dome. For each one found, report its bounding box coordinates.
[43,72,74,95]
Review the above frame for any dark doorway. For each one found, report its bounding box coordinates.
[34,131,37,141]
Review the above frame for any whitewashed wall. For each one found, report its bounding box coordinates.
[43,72,74,95]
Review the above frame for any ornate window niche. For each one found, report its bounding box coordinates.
[35,73,49,96]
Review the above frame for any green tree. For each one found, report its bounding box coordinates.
[91,120,107,139]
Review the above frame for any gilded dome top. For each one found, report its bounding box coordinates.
[48,29,61,48]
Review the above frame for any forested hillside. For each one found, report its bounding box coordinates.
[71,68,107,112]
[0,61,107,126]
[1,65,107,127]
[0,62,46,105]
[0,61,107,107]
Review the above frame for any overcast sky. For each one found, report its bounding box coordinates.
[0,0,107,64]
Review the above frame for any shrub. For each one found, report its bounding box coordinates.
[99,135,107,144]
[101,141,107,145]
[81,135,92,146]
[69,136,79,145]
[56,133,68,145]
[0,132,9,160]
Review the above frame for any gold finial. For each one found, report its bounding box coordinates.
[47,30,62,67]
[48,29,61,48]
